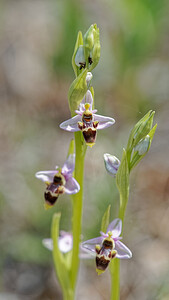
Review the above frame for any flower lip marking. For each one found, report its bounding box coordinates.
[35,154,80,209]
[60,90,115,147]
[44,173,65,207]
[81,218,132,275]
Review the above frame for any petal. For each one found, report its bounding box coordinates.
[85,90,93,108]
[42,233,73,253]
[79,246,95,259]
[79,90,93,111]
[62,154,75,177]
[64,177,80,194]
[58,233,73,253]
[35,170,58,183]
[115,241,132,259]
[42,238,53,251]
[59,115,81,132]
[81,236,104,254]
[100,231,108,238]
[106,218,122,238]
[93,114,115,130]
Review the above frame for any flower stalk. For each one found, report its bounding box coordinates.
[70,131,86,290]
[108,112,157,300]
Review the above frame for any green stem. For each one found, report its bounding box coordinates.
[70,131,86,291]
[63,289,75,300]
[110,259,120,300]
[110,193,128,300]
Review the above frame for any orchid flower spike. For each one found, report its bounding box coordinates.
[43,231,92,259]
[104,153,120,177]
[35,154,80,209]
[60,90,115,147]
[81,218,132,275]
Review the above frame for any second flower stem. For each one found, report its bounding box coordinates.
[70,132,86,292]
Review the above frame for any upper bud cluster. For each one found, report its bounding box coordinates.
[72,24,100,77]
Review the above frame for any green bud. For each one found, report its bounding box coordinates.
[84,24,95,53]
[89,26,101,71]
[127,110,155,153]
[130,124,157,171]
[84,24,100,70]
[134,135,150,155]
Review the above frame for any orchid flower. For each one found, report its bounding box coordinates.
[60,90,115,147]
[43,231,92,259]
[104,153,121,177]
[35,154,80,209]
[81,218,132,275]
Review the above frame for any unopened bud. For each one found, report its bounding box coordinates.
[86,72,93,84]
[134,135,150,155]
[75,45,86,68]
[104,153,120,176]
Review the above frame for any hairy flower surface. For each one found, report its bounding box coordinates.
[43,231,91,259]
[35,154,80,209]
[104,153,120,176]
[60,90,115,147]
[81,218,132,275]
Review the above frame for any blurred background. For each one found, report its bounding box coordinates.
[0,0,169,299]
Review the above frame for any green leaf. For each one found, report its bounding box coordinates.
[72,31,83,77]
[68,68,88,115]
[116,149,129,211]
[101,205,111,233]
[51,213,70,291]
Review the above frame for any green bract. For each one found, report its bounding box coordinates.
[116,149,129,220]
[101,205,111,233]
[68,68,88,115]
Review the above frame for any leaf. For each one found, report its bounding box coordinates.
[101,205,111,233]
[51,213,70,291]
[116,149,129,210]
[68,68,88,115]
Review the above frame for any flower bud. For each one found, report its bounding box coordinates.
[75,45,86,69]
[104,153,121,177]
[134,135,150,155]
[84,24,100,70]
[86,72,93,84]
[84,25,95,51]
[127,110,155,152]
